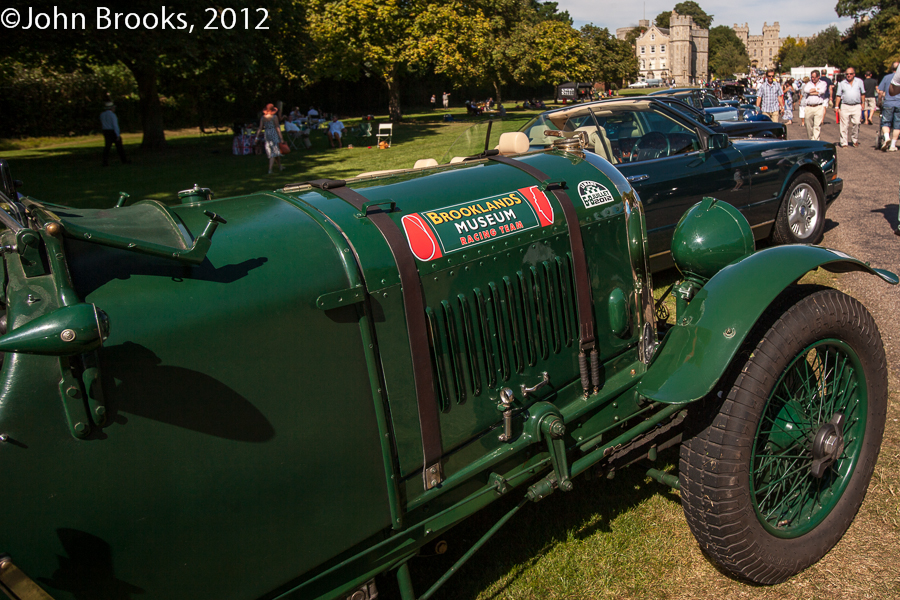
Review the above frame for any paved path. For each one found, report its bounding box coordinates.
[789,112,899,382]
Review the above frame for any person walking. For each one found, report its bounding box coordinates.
[781,80,794,125]
[877,62,900,151]
[255,103,284,174]
[430,94,436,110]
[820,71,834,124]
[756,70,783,122]
[829,71,842,124]
[100,101,129,166]
[442,91,450,109]
[803,70,828,141]
[863,71,878,125]
[835,68,865,147]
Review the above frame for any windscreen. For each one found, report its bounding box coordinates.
[521,102,702,164]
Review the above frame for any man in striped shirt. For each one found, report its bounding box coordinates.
[756,70,783,123]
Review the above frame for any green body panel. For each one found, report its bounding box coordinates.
[289,154,643,488]
[4,141,882,600]
[1,194,392,599]
[637,245,898,405]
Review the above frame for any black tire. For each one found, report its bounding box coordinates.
[770,172,826,245]
[679,287,887,584]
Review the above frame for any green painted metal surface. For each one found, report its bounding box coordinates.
[670,196,755,281]
[1,194,392,599]
[1,142,888,600]
[637,245,898,405]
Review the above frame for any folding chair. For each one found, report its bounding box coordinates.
[284,122,303,150]
[375,123,393,147]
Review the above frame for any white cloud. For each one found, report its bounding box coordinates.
[556,0,856,38]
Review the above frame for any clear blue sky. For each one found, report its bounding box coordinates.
[554,0,855,38]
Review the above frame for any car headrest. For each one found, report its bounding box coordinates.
[529,125,554,146]
[450,156,466,164]
[414,158,438,169]
[617,123,640,138]
[497,132,530,155]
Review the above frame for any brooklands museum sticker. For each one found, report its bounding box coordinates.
[402,186,554,262]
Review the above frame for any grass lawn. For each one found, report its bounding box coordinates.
[0,109,541,209]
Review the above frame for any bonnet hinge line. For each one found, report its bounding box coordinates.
[306,179,444,489]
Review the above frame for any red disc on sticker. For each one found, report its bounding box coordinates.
[402,214,443,261]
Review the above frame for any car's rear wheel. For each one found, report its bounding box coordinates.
[679,287,887,584]
[771,172,825,245]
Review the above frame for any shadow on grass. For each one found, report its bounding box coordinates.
[379,447,682,600]
[1,115,535,209]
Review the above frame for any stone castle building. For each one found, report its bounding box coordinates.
[624,12,708,85]
[732,22,813,71]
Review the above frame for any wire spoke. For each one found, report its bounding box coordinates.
[752,339,867,536]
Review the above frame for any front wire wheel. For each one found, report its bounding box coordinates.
[679,288,887,584]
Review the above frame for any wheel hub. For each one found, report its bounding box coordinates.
[811,413,845,478]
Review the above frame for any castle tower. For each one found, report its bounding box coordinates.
[762,21,780,69]
[670,12,693,86]
[733,23,749,49]
[691,24,709,83]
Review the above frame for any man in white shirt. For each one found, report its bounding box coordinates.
[327,115,346,148]
[100,101,129,166]
[802,71,828,141]
[835,68,866,147]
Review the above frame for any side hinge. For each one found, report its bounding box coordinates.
[316,285,366,310]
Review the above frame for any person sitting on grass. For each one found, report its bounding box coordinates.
[327,115,346,148]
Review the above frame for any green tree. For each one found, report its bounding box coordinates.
[306,0,495,121]
[439,0,582,104]
[624,26,648,45]
[777,37,807,69]
[804,25,848,66]
[673,1,713,29]
[881,13,900,65]
[656,11,671,29]
[836,0,900,69]
[581,25,639,87]
[708,25,748,78]
[507,20,591,87]
[531,0,573,24]
[7,0,287,149]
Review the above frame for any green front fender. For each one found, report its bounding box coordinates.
[637,245,898,405]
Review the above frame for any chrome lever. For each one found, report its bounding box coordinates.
[626,174,649,183]
[521,372,550,397]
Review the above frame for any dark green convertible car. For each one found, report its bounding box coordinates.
[524,98,842,271]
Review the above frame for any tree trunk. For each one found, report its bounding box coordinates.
[385,67,402,123]
[129,61,167,150]
[493,80,503,106]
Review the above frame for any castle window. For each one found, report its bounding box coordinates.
[651,34,655,40]
[660,44,666,53]
[650,45,655,53]
[661,61,666,68]
[641,46,646,54]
